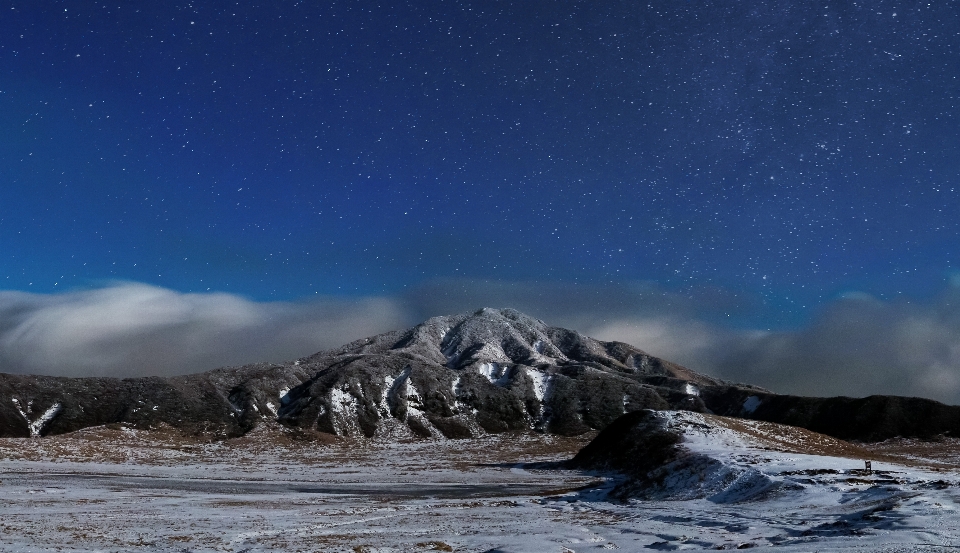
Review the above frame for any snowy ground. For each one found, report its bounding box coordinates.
[0,422,958,552]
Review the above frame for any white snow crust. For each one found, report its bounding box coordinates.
[30,403,62,438]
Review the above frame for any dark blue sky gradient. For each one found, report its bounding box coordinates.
[3,1,959,327]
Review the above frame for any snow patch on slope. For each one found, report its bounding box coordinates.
[642,452,778,503]
[450,374,470,416]
[450,375,460,398]
[379,375,396,418]
[32,404,63,438]
[405,381,425,418]
[532,340,545,354]
[478,362,511,386]
[12,399,63,438]
[329,387,361,437]
[524,368,555,429]
[527,369,550,402]
[11,398,27,421]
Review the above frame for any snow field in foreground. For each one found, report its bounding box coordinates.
[0,422,958,552]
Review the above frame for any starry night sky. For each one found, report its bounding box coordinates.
[3,2,960,397]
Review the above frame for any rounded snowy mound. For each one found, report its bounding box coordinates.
[572,409,872,502]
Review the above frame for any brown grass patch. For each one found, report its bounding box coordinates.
[705,414,881,460]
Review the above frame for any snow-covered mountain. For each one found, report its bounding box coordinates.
[2,307,960,442]
[0,308,728,439]
[275,307,735,439]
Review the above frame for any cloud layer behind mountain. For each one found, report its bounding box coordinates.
[0,284,409,378]
[2,280,960,406]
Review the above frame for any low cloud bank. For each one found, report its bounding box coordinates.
[584,292,960,407]
[2,280,960,406]
[0,283,410,378]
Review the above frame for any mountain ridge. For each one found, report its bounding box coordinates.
[2,307,959,442]
[0,308,734,439]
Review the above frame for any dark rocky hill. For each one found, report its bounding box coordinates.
[0,364,310,439]
[2,307,959,442]
[700,385,960,442]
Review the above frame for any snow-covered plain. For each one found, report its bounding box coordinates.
[0,419,958,552]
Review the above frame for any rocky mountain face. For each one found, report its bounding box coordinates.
[2,307,960,442]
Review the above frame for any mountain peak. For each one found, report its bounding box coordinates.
[402,307,564,369]
[318,307,714,385]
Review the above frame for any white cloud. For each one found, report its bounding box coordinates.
[700,293,960,405]
[0,283,410,377]
[2,280,959,406]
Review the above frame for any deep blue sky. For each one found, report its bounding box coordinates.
[3,0,959,329]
